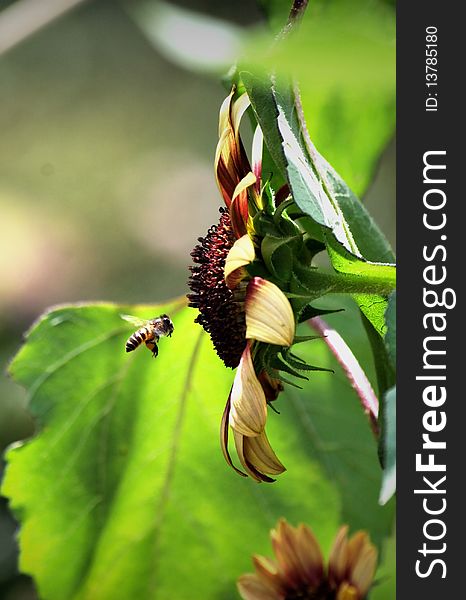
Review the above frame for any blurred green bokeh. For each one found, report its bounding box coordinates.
[0,0,395,597]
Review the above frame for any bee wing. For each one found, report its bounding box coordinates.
[120,314,149,328]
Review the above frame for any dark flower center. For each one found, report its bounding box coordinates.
[285,582,336,600]
[188,207,247,368]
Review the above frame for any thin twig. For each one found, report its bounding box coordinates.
[281,0,309,38]
[308,316,380,438]
[0,0,90,57]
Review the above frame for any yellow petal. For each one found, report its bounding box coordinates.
[233,430,283,482]
[218,91,234,137]
[246,277,295,346]
[220,395,248,478]
[244,432,286,476]
[233,431,263,482]
[232,171,257,202]
[224,234,255,289]
[229,343,267,437]
[232,92,251,137]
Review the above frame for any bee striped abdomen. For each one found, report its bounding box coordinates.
[125,326,152,353]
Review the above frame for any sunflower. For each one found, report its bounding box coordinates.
[238,519,378,600]
[188,89,326,481]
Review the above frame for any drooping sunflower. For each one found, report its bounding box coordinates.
[188,88,327,482]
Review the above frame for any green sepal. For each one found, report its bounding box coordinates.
[288,267,334,314]
[271,354,309,381]
[251,212,280,238]
[261,234,302,282]
[274,373,303,389]
[292,335,322,344]
[281,350,333,374]
[298,304,344,324]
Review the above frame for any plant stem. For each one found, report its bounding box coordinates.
[297,269,396,299]
[308,316,380,438]
[282,0,309,37]
[328,271,396,296]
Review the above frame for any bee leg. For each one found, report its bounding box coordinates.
[151,345,158,359]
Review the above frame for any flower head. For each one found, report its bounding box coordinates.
[188,88,328,481]
[238,520,378,600]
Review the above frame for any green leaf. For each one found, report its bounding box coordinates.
[321,163,395,264]
[326,232,395,285]
[2,300,394,599]
[325,231,395,339]
[379,386,396,505]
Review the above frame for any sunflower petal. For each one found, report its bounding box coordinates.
[251,556,285,595]
[271,520,312,588]
[218,91,234,137]
[232,171,257,202]
[229,343,267,436]
[328,526,349,587]
[232,92,251,136]
[349,543,378,597]
[297,524,324,585]
[243,431,286,476]
[237,574,281,600]
[220,394,248,478]
[232,430,263,482]
[224,234,255,289]
[246,277,295,346]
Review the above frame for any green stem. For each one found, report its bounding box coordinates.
[297,269,396,298]
[329,272,396,296]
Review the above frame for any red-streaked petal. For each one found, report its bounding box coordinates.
[252,556,286,595]
[271,520,311,588]
[328,526,350,587]
[237,574,282,600]
[246,277,295,346]
[296,524,324,585]
[349,541,378,597]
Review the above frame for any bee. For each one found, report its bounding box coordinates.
[121,314,174,358]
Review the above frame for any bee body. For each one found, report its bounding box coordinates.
[122,314,174,358]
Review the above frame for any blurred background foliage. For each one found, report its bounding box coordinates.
[0,0,395,597]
